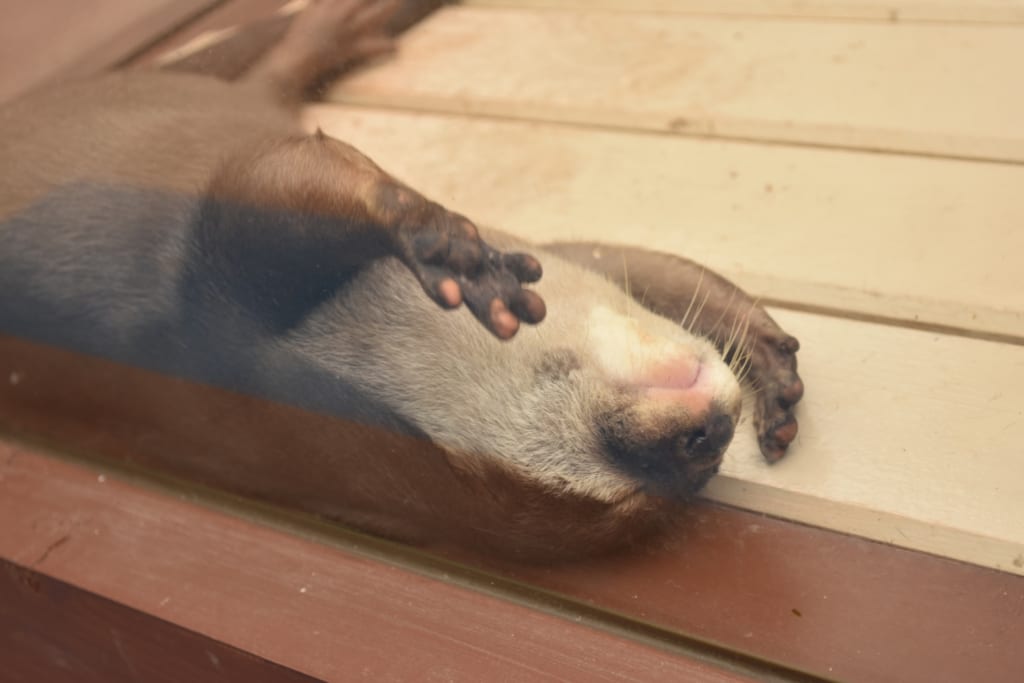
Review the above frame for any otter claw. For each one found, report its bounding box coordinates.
[752,344,804,463]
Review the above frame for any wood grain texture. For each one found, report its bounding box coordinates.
[463,501,1024,683]
[304,106,1024,340]
[0,563,320,683]
[0,0,218,103]
[466,0,1024,24]
[327,6,1024,162]
[2,446,1022,683]
[0,447,765,683]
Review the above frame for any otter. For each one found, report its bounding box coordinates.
[0,0,803,561]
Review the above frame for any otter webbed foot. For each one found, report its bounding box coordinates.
[395,208,546,339]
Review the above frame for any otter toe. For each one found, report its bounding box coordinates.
[436,278,462,308]
[503,252,544,283]
[510,289,546,325]
[488,299,520,339]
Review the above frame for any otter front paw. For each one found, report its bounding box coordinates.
[751,335,804,462]
[397,210,546,339]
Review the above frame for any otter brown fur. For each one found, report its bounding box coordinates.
[0,0,803,561]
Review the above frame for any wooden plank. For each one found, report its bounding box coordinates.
[0,0,219,103]
[304,106,1024,340]
[327,6,1024,162]
[0,448,768,683]
[0,563,320,683]
[466,0,1024,24]
[3,446,1023,683]
[465,500,1024,683]
[710,307,1024,576]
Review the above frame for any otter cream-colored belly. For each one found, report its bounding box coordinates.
[288,234,742,504]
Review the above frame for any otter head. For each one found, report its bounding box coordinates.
[572,304,741,500]
[290,240,741,509]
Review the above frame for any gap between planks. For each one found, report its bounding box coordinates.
[327,6,1024,163]
[329,92,1024,168]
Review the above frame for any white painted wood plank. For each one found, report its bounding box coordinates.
[467,0,1024,24]
[305,106,1024,339]
[328,6,1024,162]
[709,307,1024,576]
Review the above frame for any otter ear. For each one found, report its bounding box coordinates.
[542,241,804,463]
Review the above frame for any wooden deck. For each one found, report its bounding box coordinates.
[313,2,1024,576]
[3,1,1023,681]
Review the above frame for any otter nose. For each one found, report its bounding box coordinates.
[599,404,737,499]
[684,408,736,464]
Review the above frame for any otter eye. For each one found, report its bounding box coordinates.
[536,349,582,380]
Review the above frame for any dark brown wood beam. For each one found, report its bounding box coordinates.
[1,445,773,682]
